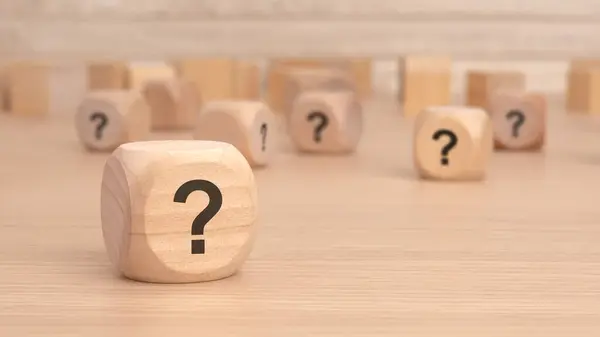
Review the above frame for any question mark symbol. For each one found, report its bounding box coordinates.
[506,109,525,138]
[307,111,329,143]
[260,123,267,151]
[173,179,223,255]
[90,112,108,140]
[432,129,458,166]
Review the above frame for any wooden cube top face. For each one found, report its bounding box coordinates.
[569,59,600,71]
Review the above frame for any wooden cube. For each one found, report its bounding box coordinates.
[172,59,261,102]
[75,90,151,151]
[267,58,349,113]
[100,140,258,283]
[399,56,452,117]
[87,61,175,90]
[142,78,200,130]
[566,60,600,113]
[413,106,493,181]
[194,101,276,167]
[232,61,262,100]
[276,67,355,116]
[466,70,526,109]
[488,91,546,151]
[348,58,373,99]
[87,62,129,90]
[7,62,51,117]
[289,90,363,154]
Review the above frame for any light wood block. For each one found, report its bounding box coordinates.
[142,78,200,130]
[87,62,175,91]
[349,58,373,99]
[566,58,600,112]
[413,105,493,181]
[275,67,355,116]
[173,59,261,103]
[194,101,276,167]
[127,62,175,90]
[466,70,526,109]
[267,58,349,114]
[87,62,129,90]
[399,56,452,117]
[289,90,363,154]
[100,140,258,283]
[232,61,261,100]
[75,90,151,151]
[7,62,51,117]
[489,91,547,151]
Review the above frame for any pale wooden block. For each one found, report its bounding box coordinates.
[172,59,236,102]
[289,90,363,154]
[566,58,600,112]
[87,62,129,90]
[7,62,52,117]
[127,62,175,90]
[266,58,349,114]
[194,100,276,167]
[399,56,452,117]
[277,68,355,116]
[142,78,200,130]
[100,140,258,283]
[413,106,493,181]
[232,61,261,100]
[75,90,151,152]
[349,58,373,99]
[488,91,547,151]
[466,70,526,109]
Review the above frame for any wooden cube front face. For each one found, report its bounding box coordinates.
[100,140,258,283]
[173,59,236,102]
[489,92,546,151]
[466,71,526,109]
[194,101,276,167]
[413,106,493,181]
[566,59,600,112]
[87,63,129,90]
[400,57,452,117]
[289,90,363,153]
[142,79,200,130]
[280,68,355,116]
[75,91,151,151]
[8,62,51,117]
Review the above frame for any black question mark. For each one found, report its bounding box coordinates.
[506,109,526,138]
[173,179,223,255]
[307,111,329,143]
[90,112,108,140]
[432,129,458,166]
[260,123,267,151]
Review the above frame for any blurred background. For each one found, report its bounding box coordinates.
[1,0,599,117]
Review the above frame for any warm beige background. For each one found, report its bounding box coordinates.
[1,0,600,97]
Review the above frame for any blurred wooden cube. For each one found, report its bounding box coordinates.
[87,61,175,91]
[0,64,8,112]
[172,59,261,103]
[399,56,452,117]
[566,59,600,113]
[87,62,129,90]
[7,61,52,117]
[466,70,526,109]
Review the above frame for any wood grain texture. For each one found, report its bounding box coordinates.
[1,95,600,336]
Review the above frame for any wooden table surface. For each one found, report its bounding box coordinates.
[1,96,600,336]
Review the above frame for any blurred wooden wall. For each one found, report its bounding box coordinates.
[1,0,599,101]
